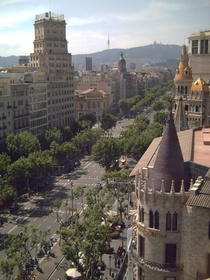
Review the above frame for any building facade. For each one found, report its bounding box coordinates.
[131,113,210,280]
[174,45,210,130]
[188,30,210,81]
[74,88,110,121]
[30,11,74,128]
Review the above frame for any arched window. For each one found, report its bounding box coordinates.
[139,207,144,224]
[154,211,159,229]
[149,210,153,228]
[208,221,210,239]
[166,212,171,230]
[141,207,144,223]
[172,212,178,230]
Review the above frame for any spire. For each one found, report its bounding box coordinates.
[147,111,190,192]
[173,97,189,131]
[174,45,193,82]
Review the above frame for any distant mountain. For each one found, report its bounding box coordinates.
[0,56,19,68]
[72,43,182,69]
[0,43,182,69]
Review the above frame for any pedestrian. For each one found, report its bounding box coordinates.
[117,259,121,268]
[114,257,117,268]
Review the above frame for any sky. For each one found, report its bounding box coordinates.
[1,0,210,57]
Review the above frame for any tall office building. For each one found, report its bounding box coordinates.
[85,57,93,71]
[188,30,210,81]
[30,12,74,128]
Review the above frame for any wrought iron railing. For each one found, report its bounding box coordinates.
[131,251,183,272]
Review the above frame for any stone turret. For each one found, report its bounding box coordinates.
[146,111,190,192]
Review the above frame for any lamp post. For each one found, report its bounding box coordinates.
[115,188,118,215]
[68,179,74,217]
[121,229,124,248]
[109,255,112,276]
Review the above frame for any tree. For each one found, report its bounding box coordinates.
[118,99,130,117]
[6,132,40,162]
[43,127,62,149]
[153,111,168,125]
[152,100,165,111]
[101,170,131,223]
[79,113,97,126]
[92,138,122,171]
[0,178,15,206]
[28,150,56,192]
[61,188,113,279]
[0,153,11,177]
[7,156,34,197]
[0,225,50,279]
[100,114,117,134]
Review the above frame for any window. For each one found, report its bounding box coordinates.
[139,207,144,223]
[165,244,176,266]
[208,221,210,239]
[140,236,145,257]
[166,212,171,230]
[192,40,198,54]
[200,39,208,54]
[149,210,153,228]
[172,212,177,230]
[139,267,145,280]
[207,254,210,277]
[149,210,159,229]
[154,211,159,229]
[166,212,178,231]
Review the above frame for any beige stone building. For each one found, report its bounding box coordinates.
[0,74,30,140]
[74,88,109,121]
[74,71,115,107]
[188,30,210,81]
[130,113,210,280]
[0,11,74,138]
[30,11,74,128]
[174,45,210,130]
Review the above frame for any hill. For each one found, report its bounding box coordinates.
[0,43,182,69]
[72,43,182,69]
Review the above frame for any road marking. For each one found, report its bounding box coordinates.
[8,225,18,234]
[84,162,91,169]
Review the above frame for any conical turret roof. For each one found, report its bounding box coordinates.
[147,111,190,192]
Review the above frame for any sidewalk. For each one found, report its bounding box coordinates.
[33,193,137,280]
[100,193,137,280]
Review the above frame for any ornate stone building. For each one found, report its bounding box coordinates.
[173,45,210,130]
[188,30,210,81]
[74,88,109,121]
[30,11,74,128]
[130,112,210,280]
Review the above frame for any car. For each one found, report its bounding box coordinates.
[0,233,8,244]
[74,161,81,167]
[95,182,102,190]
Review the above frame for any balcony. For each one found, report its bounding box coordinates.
[131,251,183,272]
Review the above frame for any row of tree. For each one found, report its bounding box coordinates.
[118,80,173,117]
[1,169,132,279]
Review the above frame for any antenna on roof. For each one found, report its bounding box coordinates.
[107,33,110,50]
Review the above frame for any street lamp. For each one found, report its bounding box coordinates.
[115,188,119,215]
[109,255,112,276]
[68,180,74,217]
[121,229,124,248]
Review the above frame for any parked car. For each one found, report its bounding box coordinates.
[95,182,102,190]
[74,161,81,167]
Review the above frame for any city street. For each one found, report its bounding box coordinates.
[0,116,143,279]
[0,157,105,280]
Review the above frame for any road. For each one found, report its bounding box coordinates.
[0,115,151,279]
[0,158,105,280]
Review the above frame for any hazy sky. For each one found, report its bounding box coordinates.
[1,0,210,57]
